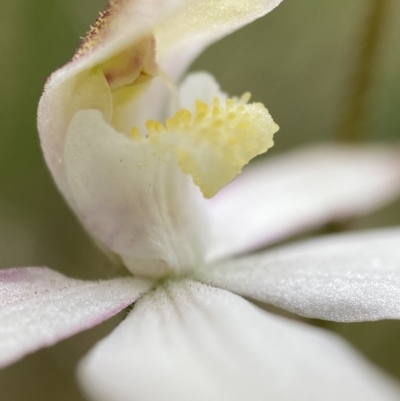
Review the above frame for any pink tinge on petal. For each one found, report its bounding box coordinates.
[206,144,400,262]
[0,267,152,368]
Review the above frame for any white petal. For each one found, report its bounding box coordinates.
[64,109,209,277]
[0,267,151,368]
[79,280,400,401]
[155,0,284,78]
[80,281,400,401]
[206,145,400,261]
[197,228,400,322]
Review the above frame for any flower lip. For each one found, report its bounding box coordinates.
[37,0,287,278]
[38,0,287,205]
[129,93,279,198]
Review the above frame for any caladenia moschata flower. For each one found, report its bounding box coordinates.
[2,0,400,400]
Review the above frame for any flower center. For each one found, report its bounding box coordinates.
[129,94,279,198]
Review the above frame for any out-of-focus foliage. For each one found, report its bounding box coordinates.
[0,0,111,279]
[0,0,400,400]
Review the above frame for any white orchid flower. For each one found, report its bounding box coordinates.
[2,0,400,400]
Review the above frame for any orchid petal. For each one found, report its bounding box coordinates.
[155,0,284,78]
[206,145,400,261]
[78,280,400,401]
[197,228,400,322]
[64,109,209,277]
[0,267,152,368]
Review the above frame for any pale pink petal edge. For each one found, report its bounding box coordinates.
[206,144,400,261]
[0,267,152,368]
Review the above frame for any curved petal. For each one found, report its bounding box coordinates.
[206,145,400,261]
[0,267,152,368]
[38,0,283,202]
[78,280,400,401]
[64,110,209,277]
[197,228,400,322]
[155,0,284,78]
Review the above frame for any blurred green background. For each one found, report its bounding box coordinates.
[1,0,400,399]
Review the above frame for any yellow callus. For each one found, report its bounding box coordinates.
[130,94,279,198]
